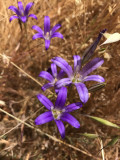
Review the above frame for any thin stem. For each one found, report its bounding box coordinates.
[0,108,42,139]
[24,23,31,57]
[11,61,41,87]
[0,54,53,95]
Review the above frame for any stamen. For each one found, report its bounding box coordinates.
[72,72,82,83]
[51,108,63,120]
[44,32,50,40]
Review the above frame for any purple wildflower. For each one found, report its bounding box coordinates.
[81,29,107,64]
[51,56,105,103]
[8,1,37,23]
[32,16,63,50]
[35,87,82,138]
[39,63,65,93]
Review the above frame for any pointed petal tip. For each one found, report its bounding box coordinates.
[70,119,80,128]
[9,16,18,22]
[75,83,89,103]
[45,47,49,50]
[55,120,65,139]
[32,36,35,40]
[28,14,37,20]
[41,86,46,91]
[34,119,39,125]
[24,2,34,15]
[8,6,15,9]
[45,15,50,18]
[61,113,80,128]
[100,28,107,34]
[51,32,63,39]
[61,133,65,139]
[75,123,80,128]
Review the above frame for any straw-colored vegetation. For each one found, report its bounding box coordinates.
[0,0,120,159]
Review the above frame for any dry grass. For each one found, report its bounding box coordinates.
[0,0,120,159]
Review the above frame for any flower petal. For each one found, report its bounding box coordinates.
[9,15,18,22]
[51,32,63,39]
[37,94,54,110]
[55,120,65,139]
[20,16,27,23]
[32,33,44,40]
[39,71,54,82]
[55,78,71,88]
[55,87,67,109]
[41,83,54,91]
[61,113,80,128]
[75,83,89,103]
[57,69,65,79]
[55,88,60,94]
[51,63,57,78]
[81,58,104,77]
[45,40,50,50]
[18,1,24,14]
[51,24,61,34]
[73,55,81,72]
[8,6,20,16]
[28,14,37,20]
[84,75,105,82]
[81,29,107,64]
[35,111,53,125]
[24,2,34,15]
[51,57,73,77]
[65,102,83,112]
[44,16,50,34]
[32,25,43,34]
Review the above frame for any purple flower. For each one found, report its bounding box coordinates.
[35,87,82,138]
[81,29,107,64]
[8,1,37,23]
[51,56,105,103]
[32,16,63,50]
[39,63,65,93]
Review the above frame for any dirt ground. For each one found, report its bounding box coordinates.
[0,0,120,159]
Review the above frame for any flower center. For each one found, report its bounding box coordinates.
[51,107,64,120]
[72,72,82,83]
[44,32,50,40]
[20,9,24,16]
[54,77,58,83]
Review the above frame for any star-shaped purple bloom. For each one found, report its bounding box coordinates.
[51,56,105,103]
[32,16,63,50]
[35,87,82,138]
[39,63,65,93]
[8,1,37,23]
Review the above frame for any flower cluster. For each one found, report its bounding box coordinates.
[37,30,106,138]
[8,1,63,50]
[8,2,106,138]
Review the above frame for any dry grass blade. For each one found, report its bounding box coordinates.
[1,0,120,159]
[101,139,105,160]
[0,53,53,95]
[0,108,100,160]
